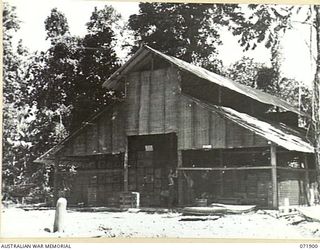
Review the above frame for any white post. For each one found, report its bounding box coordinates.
[310,187,315,206]
[53,197,67,233]
[284,197,290,213]
[132,192,140,208]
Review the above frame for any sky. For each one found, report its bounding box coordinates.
[5,0,317,87]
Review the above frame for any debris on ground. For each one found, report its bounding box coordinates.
[209,203,256,214]
[181,206,227,216]
[179,216,220,222]
[297,206,320,222]
[1,205,320,239]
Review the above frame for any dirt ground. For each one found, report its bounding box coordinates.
[1,206,320,239]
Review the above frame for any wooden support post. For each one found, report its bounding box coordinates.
[53,158,60,206]
[218,86,222,104]
[177,150,183,206]
[270,143,278,209]
[304,154,310,205]
[123,140,129,192]
[219,149,224,196]
[191,102,196,148]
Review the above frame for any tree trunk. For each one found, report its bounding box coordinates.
[313,5,320,174]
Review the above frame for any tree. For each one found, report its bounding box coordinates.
[2,4,122,201]
[38,7,122,131]
[225,56,263,88]
[44,8,70,43]
[313,5,320,174]
[2,4,71,201]
[231,4,320,172]
[3,3,30,186]
[225,56,311,117]
[231,4,292,51]
[72,6,121,129]
[128,3,242,72]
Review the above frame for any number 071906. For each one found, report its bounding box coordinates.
[300,244,319,248]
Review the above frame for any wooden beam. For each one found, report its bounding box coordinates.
[123,139,129,192]
[219,149,223,196]
[147,58,153,134]
[137,72,142,134]
[191,102,196,148]
[110,111,113,153]
[276,167,317,172]
[84,129,88,155]
[97,118,100,153]
[56,168,123,174]
[271,143,277,166]
[208,111,212,146]
[177,166,317,172]
[53,158,60,205]
[177,150,184,206]
[178,166,274,171]
[304,154,310,205]
[163,66,166,133]
[270,143,278,209]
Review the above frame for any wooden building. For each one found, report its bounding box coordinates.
[36,45,316,209]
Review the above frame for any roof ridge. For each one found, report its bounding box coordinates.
[144,45,305,117]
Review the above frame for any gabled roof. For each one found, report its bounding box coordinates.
[184,94,314,153]
[36,96,314,165]
[103,45,306,117]
[34,102,121,163]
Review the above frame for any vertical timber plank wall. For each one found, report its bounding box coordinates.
[126,67,180,136]
[178,97,193,150]
[60,104,126,157]
[86,122,98,154]
[194,104,210,148]
[126,72,141,135]
[166,68,179,132]
[150,69,164,133]
[112,105,126,153]
[124,67,268,151]
[177,96,269,150]
[138,71,151,134]
[278,171,305,206]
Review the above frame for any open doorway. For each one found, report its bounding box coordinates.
[128,133,178,207]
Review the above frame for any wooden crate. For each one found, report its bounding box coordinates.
[119,192,140,208]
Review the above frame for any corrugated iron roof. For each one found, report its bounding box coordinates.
[36,96,314,165]
[103,45,306,117]
[184,94,314,153]
[34,103,121,164]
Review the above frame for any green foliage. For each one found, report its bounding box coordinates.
[231,5,292,51]
[226,56,312,121]
[72,6,121,129]
[39,6,121,130]
[2,4,122,201]
[228,4,311,112]
[225,57,263,88]
[128,3,241,72]
[2,4,70,201]
[44,8,70,42]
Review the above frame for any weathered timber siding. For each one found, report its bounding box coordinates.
[61,104,126,156]
[278,171,307,206]
[126,67,180,135]
[178,95,269,150]
[61,67,270,156]
[181,169,273,207]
